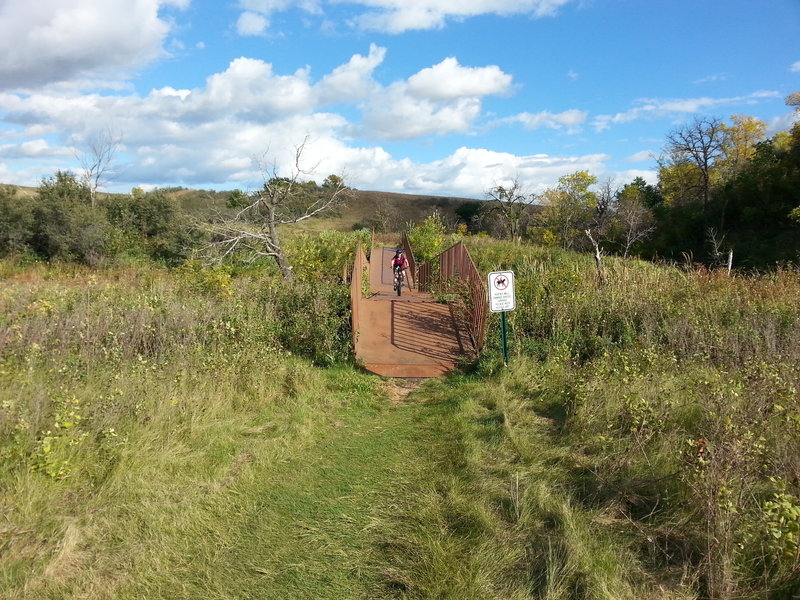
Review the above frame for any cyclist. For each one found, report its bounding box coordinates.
[391,248,409,291]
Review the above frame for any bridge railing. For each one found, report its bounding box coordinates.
[350,242,370,351]
[400,232,417,289]
[417,241,487,353]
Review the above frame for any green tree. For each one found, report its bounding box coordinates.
[407,210,447,263]
[537,170,598,249]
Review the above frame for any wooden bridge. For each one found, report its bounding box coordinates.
[350,239,487,378]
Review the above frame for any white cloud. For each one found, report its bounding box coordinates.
[627,150,654,163]
[346,0,572,33]
[237,11,269,36]
[767,111,800,136]
[358,91,482,140]
[316,44,386,104]
[0,38,618,197]
[406,57,512,100]
[354,56,513,140]
[593,91,781,132]
[693,74,727,84]
[333,145,611,197]
[0,139,73,159]
[791,61,800,73]
[0,0,182,91]
[501,109,587,133]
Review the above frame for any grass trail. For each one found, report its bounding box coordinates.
[98,378,450,600]
[202,385,435,599]
[5,364,666,599]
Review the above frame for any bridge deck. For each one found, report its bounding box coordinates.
[355,247,469,378]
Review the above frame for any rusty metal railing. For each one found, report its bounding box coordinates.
[400,232,416,289]
[416,241,487,353]
[350,242,369,352]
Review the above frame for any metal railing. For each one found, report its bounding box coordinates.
[400,232,417,289]
[416,241,487,353]
[350,242,370,351]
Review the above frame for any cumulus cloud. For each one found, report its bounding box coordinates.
[332,145,611,197]
[0,47,519,191]
[358,92,483,140]
[237,11,269,36]
[355,56,513,140]
[0,139,73,159]
[0,0,184,91]
[593,91,781,131]
[406,58,512,100]
[791,61,800,73]
[316,44,387,104]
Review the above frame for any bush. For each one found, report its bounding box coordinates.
[103,188,195,264]
[29,172,110,265]
[407,211,448,263]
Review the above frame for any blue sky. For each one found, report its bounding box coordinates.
[0,0,798,199]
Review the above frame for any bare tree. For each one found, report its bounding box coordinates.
[584,228,607,285]
[707,227,733,274]
[75,128,121,209]
[614,184,656,258]
[664,116,725,226]
[372,197,401,232]
[485,177,535,243]
[205,139,350,279]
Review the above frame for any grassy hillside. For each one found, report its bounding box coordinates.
[1,233,799,599]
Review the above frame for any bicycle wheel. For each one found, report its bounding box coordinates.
[396,275,402,296]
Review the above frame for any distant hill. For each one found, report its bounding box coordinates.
[2,182,482,233]
[163,187,483,232]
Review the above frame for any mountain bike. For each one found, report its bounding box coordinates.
[393,266,405,296]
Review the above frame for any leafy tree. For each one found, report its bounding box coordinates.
[226,189,250,209]
[537,170,598,249]
[454,201,483,232]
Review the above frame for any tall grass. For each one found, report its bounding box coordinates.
[463,237,800,598]
[0,247,365,598]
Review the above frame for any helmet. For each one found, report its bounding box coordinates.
[395,248,404,254]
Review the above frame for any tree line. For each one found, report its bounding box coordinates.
[1,97,798,271]
[479,94,800,268]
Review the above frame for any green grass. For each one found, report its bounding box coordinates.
[3,237,800,600]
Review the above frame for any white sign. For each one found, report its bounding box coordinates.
[488,270,516,312]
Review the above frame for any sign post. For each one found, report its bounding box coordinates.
[488,271,516,364]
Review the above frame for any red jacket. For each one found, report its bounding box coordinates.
[392,254,408,270]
